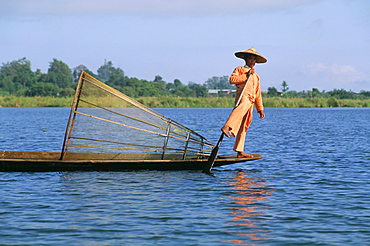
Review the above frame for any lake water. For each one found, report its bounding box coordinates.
[1,107,369,245]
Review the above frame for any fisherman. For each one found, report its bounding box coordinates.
[221,47,267,158]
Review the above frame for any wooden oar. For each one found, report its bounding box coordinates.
[202,133,224,173]
[203,70,253,174]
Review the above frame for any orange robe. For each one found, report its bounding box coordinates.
[223,66,264,152]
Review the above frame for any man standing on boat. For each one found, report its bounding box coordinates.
[221,47,267,158]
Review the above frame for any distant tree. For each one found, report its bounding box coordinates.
[152,81,167,96]
[108,72,126,87]
[116,77,144,97]
[26,82,60,96]
[152,75,167,94]
[284,90,299,98]
[132,78,157,97]
[73,64,87,81]
[121,86,137,97]
[0,73,14,95]
[97,60,112,82]
[0,58,36,94]
[97,60,124,83]
[311,88,322,98]
[163,79,181,95]
[46,59,73,88]
[72,64,95,82]
[281,81,289,93]
[2,55,369,100]
[173,79,182,88]
[171,84,192,97]
[359,90,370,99]
[204,76,232,89]
[154,75,164,83]
[267,87,278,97]
[166,82,175,91]
[35,68,43,80]
[59,87,75,97]
[188,82,208,97]
[124,77,140,88]
[34,68,49,85]
[327,89,356,99]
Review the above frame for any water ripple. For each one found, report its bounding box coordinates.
[1,108,370,245]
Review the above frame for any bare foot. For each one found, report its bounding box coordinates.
[221,126,231,138]
[237,152,253,158]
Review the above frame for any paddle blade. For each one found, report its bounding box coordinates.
[203,133,224,173]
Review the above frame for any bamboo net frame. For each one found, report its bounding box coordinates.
[60,71,213,160]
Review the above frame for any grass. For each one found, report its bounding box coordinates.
[263,97,370,108]
[0,96,369,108]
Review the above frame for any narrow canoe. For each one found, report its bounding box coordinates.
[0,151,262,172]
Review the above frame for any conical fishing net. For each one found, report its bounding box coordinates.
[60,71,213,160]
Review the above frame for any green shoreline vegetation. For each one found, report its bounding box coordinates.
[1,57,370,108]
[1,96,369,108]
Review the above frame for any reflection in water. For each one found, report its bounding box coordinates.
[226,172,273,245]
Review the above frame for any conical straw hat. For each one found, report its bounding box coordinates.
[234,47,267,63]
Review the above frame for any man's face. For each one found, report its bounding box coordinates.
[245,55,257,68]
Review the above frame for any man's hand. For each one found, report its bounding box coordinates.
[258,110,265,119]
[247,68,255,75]
[245,68,255,81]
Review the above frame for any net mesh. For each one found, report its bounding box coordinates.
[60,72,213,160]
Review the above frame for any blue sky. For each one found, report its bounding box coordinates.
[1,0,369,92]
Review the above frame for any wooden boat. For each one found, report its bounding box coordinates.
[0,72,262,172]
[0,151,261,172]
